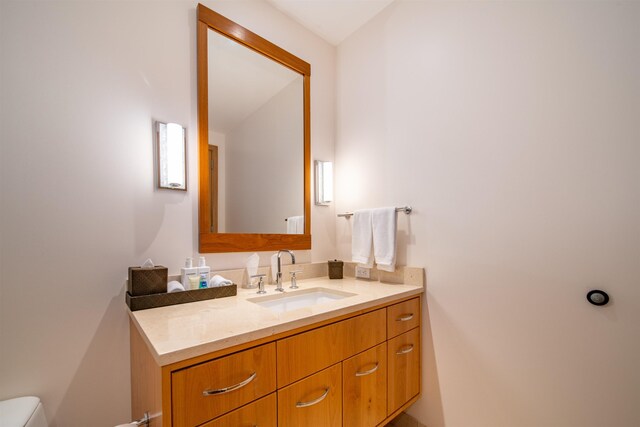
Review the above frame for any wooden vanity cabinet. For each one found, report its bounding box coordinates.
[130,295,422,427]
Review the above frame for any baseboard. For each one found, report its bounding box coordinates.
[385,411,427,427]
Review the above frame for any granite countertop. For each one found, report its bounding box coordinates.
[129,276,424,366]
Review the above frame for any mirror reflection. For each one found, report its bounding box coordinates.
[207,29,304,234]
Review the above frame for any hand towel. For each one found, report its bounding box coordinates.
[372,207,397,272]
[208,274,233,287]
[286,215,304,234]
[167,281,185,293]
[352,209,374,267]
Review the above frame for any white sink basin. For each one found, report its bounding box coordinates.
[248,287,356,313]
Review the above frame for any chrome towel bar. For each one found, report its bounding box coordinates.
[337,206,412,218]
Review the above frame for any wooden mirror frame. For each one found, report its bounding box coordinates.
[197,4,311,253]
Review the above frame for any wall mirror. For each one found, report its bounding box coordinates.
[197,4,311,253]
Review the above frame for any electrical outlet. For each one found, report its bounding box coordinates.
[355,266,371,279]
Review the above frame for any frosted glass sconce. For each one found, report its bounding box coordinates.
[156,121,187,191]
[315,160,333,205]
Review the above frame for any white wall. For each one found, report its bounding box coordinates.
[336,1,640,426]
[0,1,335,426]
[226,80,304,233]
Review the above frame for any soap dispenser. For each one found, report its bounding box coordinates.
[197,256,211,289]
[180,258,198,290]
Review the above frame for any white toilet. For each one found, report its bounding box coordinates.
[0,396,48,427]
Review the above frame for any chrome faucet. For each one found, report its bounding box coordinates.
[274,250,296,292]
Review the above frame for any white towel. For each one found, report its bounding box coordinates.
[167,280,185,293]
[209,274,233,287]
[372,207,397,272]
[286,215,304,234]
[352,209,374,267]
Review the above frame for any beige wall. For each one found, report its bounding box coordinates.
[336,1,640,426]
[0,1,335,426]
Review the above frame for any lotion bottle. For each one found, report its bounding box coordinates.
[197,256,211,289]
[180,257,198,290]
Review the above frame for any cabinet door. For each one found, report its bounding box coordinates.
[343,343,387,427]
[172,343,276,427]
[387,297,420,339]
[387,327,420,416]
[278,363,342,427]
[201,393,276,427]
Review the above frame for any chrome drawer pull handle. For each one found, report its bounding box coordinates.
[355,362,379,377]
[202,372,257,396]
[396,344,414,355]
[296,387,330,408]
[396,313,414,322]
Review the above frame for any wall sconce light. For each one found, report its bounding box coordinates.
[315,160,333,205]
[156,121,187,191]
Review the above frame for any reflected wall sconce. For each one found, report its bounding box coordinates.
[156,121,187,191]
[315,160,333,205]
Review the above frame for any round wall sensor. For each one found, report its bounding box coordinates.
[586,290,609,306]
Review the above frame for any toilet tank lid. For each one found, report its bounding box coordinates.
[0,396,41,426]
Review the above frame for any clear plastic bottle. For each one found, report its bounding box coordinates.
[197,256,210,289]
[180,258,198,290]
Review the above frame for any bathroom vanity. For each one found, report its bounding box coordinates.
[129,274,423,427]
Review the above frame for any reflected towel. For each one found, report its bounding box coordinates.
[352,209,373,267]
[286,215,304,234]
[372,207,397,272]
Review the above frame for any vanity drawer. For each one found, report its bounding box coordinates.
[172,343,276,427]
[388,327,421,415]
[201,393,276,427]
[277,363,342,427]
[342,307,387,359]
[276,308,386,387]
[343,342,387,427]
[277,320,342,388]
[387,297,420,339]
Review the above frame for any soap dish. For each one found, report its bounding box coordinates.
[126,284,237,311]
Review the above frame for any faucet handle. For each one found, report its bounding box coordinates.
[289,270,303,289]
[251,274,267,294]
